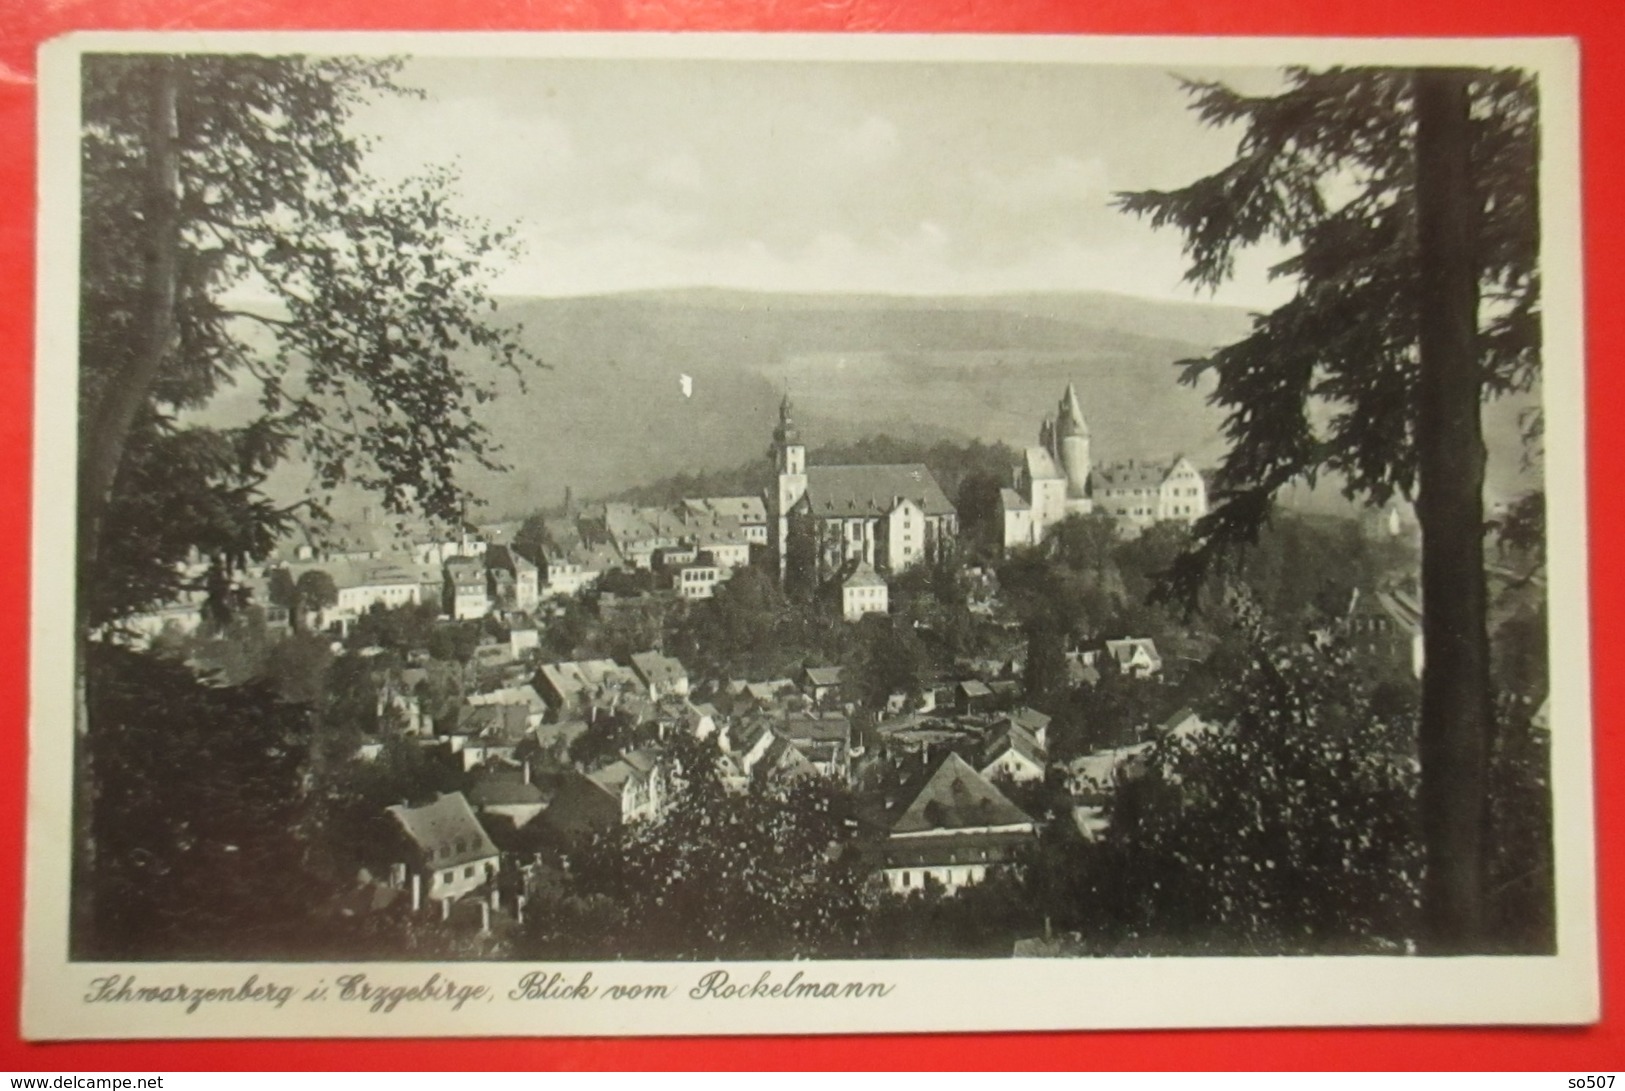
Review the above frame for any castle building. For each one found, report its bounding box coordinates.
[999,382,1208,549]
[768,395,958,587]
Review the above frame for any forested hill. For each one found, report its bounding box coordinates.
[453,287,1254,517]
[610,436,1022,510]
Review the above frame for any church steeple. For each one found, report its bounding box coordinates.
[774,392,801,446]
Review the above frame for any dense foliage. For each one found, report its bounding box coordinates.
[81,54,536,627]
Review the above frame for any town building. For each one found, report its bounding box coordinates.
[681,496,769,546]
[443,556,489,620]
[767,395,958,587]
[545,749,666,834]
[629,651,690,699]
[877,752,1037,895]
[980,721,1047,784]
[837,562,889,621]
[1000,382,1209,549]
[385,791,500,904]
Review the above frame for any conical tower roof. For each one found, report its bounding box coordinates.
[1056,381,1088,438]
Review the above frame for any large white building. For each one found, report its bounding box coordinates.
[768,395,958,586]
[999,382,1209,549]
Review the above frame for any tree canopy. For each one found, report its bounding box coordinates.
[81,54,537,626]
[1116,68,1539,590]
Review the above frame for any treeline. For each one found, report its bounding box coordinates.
[609,434,1020,510]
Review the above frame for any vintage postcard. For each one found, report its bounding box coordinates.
[24,32,1596,1039]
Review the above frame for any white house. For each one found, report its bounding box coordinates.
[386,792,500,903]
[880,752,1036,895]
[838,562,889,621]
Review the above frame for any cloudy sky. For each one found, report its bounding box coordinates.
[354,57,1296,308]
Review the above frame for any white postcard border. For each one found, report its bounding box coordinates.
[24,31,1598,1040]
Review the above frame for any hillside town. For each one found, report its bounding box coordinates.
[99,381,1450,957]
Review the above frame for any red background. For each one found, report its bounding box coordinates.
[0,0,1618,1072]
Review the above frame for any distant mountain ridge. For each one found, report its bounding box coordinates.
[211,286,1536,523]
[456,287,1259,518]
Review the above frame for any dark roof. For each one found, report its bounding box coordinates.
[466,768,549,807]
[630,651,688,690]
[890,752,1034,834]
[386,792,499,869]
[802,464,956,519]
[983,723,1046,769]
[449,703,529,741]
[778,712,852,743]
[999,487,1030,512]
[1008,707,1052,734]
[1091,459,1180,491]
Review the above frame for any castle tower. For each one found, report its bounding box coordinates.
[1054,381,1091,502]
[770,393,808,580]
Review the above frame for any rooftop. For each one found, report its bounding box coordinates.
[890,752,1034,835]
[386,792,498,870]
[803,464,956,519]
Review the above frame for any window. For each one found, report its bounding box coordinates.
[464,866,475,879]
[442,870,454,884]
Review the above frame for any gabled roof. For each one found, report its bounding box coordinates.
[889,752,1034,834]
[1024,446,1063,482]
[466,767,549,807]
[983,723,1046,770]
[448,703,529,741]
[538,659,638,700]
[777,712,851,743]
[1008,707,1052,735]
[803,665,844,687]
[1157,706,1201,736]
[630,651,688,691]
[587,749,660,795]
[1105,638,1162,669]
[387,792,498,869]
[682,496,768,524]
[841,562,886,589]
[1091,459,1184,491]
[802,464,956,519]
[743,679,795,702]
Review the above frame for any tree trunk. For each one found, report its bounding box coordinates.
[80,57,182,594]
[1413,68,1493,954]
[73,57,182,956]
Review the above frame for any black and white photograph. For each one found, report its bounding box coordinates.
[25,33,1596,1038]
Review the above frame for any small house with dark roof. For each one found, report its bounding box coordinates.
[879,751,1036,895]
[956,679,994,714]
[629,651,690,699]
[801,665,844,704]
[980,722,1047,784]
[545,749,666,836]
[1006,706,1052,750]
[465,763,551,828]
[386,791,500,903]
[1104,637,1163,678]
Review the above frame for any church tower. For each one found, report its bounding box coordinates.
[770,394,808,581]
[1055,381,1091,505]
